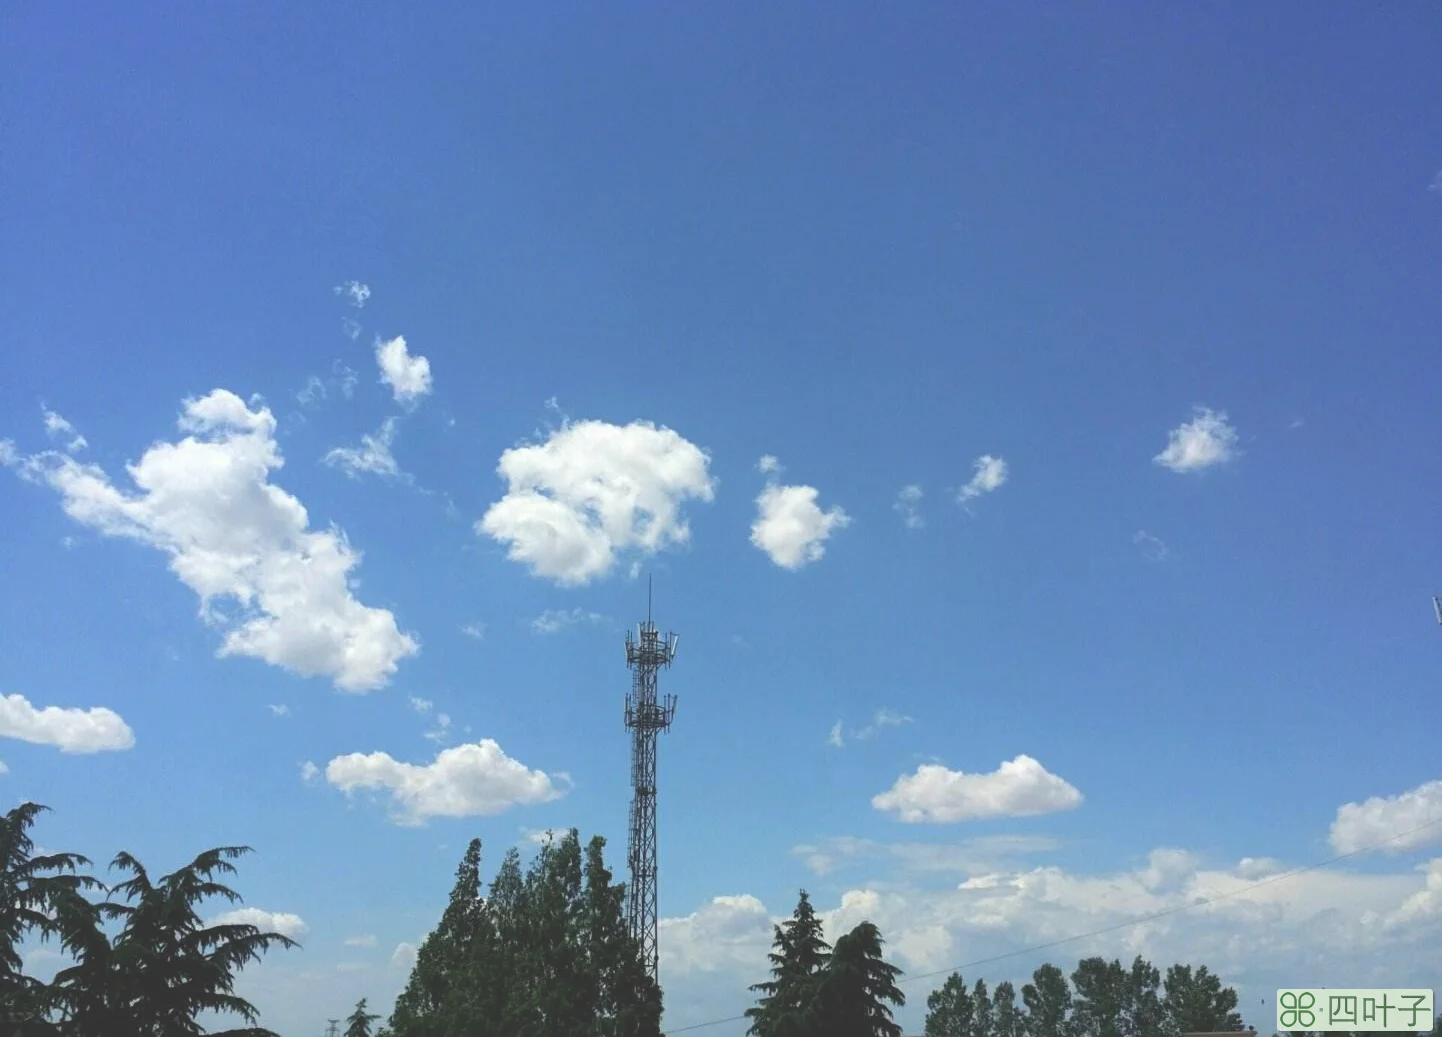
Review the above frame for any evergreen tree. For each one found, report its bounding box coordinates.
[581,835,662,1037]
[745,890,832,1037]
[345,999,381,1037]
[1160,964,1242,1037]
[0,803,102,1035]
[1023,964,1075,1037]
[924,973,974,1037]
[811,921,905,1037]
[993,981,1025,1037]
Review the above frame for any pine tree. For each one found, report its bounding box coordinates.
[812,921,905,1037]
[745,890,832,1037]
[1023,964,1075,1037]
[994,981,1025,1037]
[345,998,381,1037]
[924,973,974,1037]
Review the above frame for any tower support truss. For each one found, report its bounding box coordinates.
[624,590,677,983]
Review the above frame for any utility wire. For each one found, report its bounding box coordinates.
[661,813,1442,1035]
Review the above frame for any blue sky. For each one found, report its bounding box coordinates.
[4,3,1442,1034]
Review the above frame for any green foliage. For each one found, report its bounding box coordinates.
[1025,964,1076,1037]
[387,831,661,1037]
[0,802,296,1037]
[1160,964,1243,1036]
[345,998,381,1037]
[925,973,974,1037]
[745,890,832,1037]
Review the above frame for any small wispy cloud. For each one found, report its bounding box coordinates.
[1287,418,1305,431]
[41,409,87,453]
[1154,407,1238,473]
[531,608,605,635]
[324,417,405,481]
[335,281,371,308]
[894,484,924,530]
[408,696,433,715]
[1132,530,1168,562]
[1428,171,1442,196]
[461,622,486,640]
[300,761,320,783]
[756,454,783,475]
[344,933,378,948]
[957,456,1008,505]
[828,708,912,747]
[267,704,291,717]
[424,713,452,744]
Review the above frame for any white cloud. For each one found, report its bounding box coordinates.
[1133,530,1169,561]
[42,409,87,453]
[873,755,1083,823]
[13,391,420,691]
[324,417,404,480]
[209,907,309,941]
[521,826,559,846]
[375,335,432,407]
[827,721,845,748]
[478,419,716,586]
[296,376,327,407]
[408,696,433,715]
[530,607,604,635]
[0,694,134,753]
[300,761,320,783]
[0,760,9,775]
[1330,780,1442,856]
[267,704,291,717]
[659,894,774,975]
[423,713,452,745]
[750,461,850,570]
[756,455,782,475]
[460,621,486,640]
[334,281,371,308]
[1429,171,1442,195]
[894,484,924,529]
[791,834,1061,879]
[324,740,569,825]
[335,361,358,398]
[344,933,378,948]
[957,455,1008,504]
[1154,407,1239,473]
[0,440,18,467]
[855,707,912,740]
[390,942,418,971]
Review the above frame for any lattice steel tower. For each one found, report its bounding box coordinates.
[624,578,678,982]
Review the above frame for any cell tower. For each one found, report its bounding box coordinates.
[324,1022,340,1037]
[624,576,678,982]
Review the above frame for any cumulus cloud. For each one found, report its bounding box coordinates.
[375,336,432,407]
[0,694,134,753]
[750,459,850,570]
[894,484,924,529]
[478,419,716,586]
[1329,780,1442,856]
[324,740,569,825]
[1133,530,1169,561]
[1154,407,1239,473]
[655,841,1442,1035]
[957,455,1008,504]
[531,607,604,635]
[42,409,87,453]
[872,755,1083,823]
[12,391,419,691]
[324,417,404,480]
[334,281,371,308]
[209,907,309,941]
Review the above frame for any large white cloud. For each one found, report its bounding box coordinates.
[325,740,569,826]
[1154,407,1238,473]
[14,390,419,691]
[375,335,432,406]
[750,460,850,570]
[872,755,1083,823]
[209,907,309,941]
[0,694,133,753]
[477,419,716,586]
[1330,779,1442,855]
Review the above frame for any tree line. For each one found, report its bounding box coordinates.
[7,801,1440,1037]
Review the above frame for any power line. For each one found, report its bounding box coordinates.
[660,812,1442,1035]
